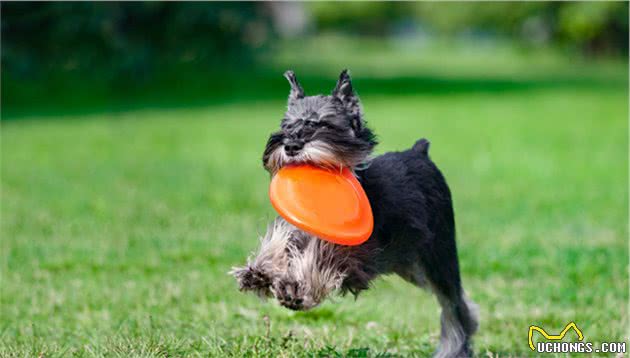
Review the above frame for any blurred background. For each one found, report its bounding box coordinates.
[2,2,628,117]
[1,2,628,356]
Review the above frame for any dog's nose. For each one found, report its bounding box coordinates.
[284,142,304,156]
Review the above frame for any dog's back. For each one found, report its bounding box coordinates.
[358,138,454,254]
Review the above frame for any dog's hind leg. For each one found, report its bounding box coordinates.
[433,291,478,358]
[396,258,477,358]
[415,240,478,358]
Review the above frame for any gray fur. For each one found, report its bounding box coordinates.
[262,70,377,175]
[232,217,378,310]
[434,294,479,358]
[284,70,304,101]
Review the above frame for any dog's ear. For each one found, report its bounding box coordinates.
[332,69,354,101]
[284,70,304,102]
[332,69,363,131]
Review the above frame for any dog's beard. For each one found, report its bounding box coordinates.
[232,218,349,310]
[265,140,343,175]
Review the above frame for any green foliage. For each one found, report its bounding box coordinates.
[1,3,627,121]
[2,2,626,90]
[1,3,273,81]
[308,2,409,35]
[309,2,628,53]
[410,2,548,35]
[558,2,629,53]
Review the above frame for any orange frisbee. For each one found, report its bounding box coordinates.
[269,165,373,246]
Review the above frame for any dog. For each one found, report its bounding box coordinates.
[232,70,478,357]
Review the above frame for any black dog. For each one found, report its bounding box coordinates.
[232,70,478,358]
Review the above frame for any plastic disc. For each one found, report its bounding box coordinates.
[269,165,373,246]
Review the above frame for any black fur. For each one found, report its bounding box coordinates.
[341,140,478,356]
[352,139,461,295]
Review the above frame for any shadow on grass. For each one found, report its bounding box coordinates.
[292,308,337,322]
[2,68,626,120]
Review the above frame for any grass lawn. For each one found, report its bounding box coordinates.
[1,43,628,356]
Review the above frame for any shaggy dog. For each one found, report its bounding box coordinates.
[232,70,478,357]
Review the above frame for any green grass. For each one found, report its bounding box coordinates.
[1,43,628,356]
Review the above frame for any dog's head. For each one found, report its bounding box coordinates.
[262,70,377,175]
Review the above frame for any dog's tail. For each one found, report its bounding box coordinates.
[412,138,430,156]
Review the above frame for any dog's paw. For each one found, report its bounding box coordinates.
[272,278,306,311]
[230,265,272,297]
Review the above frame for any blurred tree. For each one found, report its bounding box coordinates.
[2,2,626,84]
[412,2,628,54]
[307,2,410,35]
[558,2,629,55]
[1,2,626,117]
[411,2,550,36]
[308,2,628,54]
[1,2,275,82]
